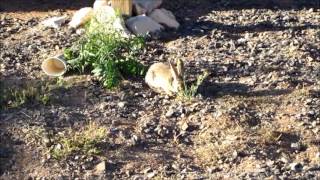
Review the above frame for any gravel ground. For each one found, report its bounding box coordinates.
[1,0,320,179]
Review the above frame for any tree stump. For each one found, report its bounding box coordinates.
[110,0,132,16]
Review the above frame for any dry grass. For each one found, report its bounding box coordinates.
[295,145,320,164]
[0,77,84,109]
[16,122,110,160]
[50,122,109,159]
[233,156,263,174]
[194,115,249,166]
[193,86,317,169]
[257,126,282,145]
[0,84,50,109]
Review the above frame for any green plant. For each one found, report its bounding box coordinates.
[64,13,146,89]
[51,122,108,159]
[179,70,209,100]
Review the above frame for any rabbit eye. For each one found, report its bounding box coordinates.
[151,71,156,80]
[169,78,174,86]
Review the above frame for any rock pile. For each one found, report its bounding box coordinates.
[41,0,179,37]
[127,0,180,35]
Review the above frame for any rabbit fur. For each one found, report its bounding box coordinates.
[145,59,184,96]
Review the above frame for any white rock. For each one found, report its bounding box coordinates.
[146,171,156,178]
[126,15,163,36]
[93,5,117,24]
[93,6,131,37]
[149,8,179,29]
[69,7,94,28]
[133,0,163,14]
[117,101,126,108]
[41,16,67,29]
[76,28,86,35]
[93,0,110,10]
[165,107,175,118]
[114,19,131,37]
[94,161,106,174]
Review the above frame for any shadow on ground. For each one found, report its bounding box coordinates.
[248,131,303,161]
[0,0,94,12]
[160,0,320,41]
[198,82,293,98]
[0,76,90,109]
[1,0,318,13]
[0,129,17,175]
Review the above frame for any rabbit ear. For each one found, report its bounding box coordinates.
[169,60,179,81]
[176,59,184,77]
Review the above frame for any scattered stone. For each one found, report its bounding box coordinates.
[155,125,170,137]
[290,142,302,151]
[55,143,62,151]
[69,7,94,28]
[118,101,127,108]
[232,150,238,160]
[290,162,303,172]
[76,28,86,35]
[149,8,180,29]
[146,171,156,178]
[166,106,176,118]
[126,15,163,36]
[94,161,106,175]
[143,167,152,174]
[132,175,145,180]
[266,160,274,167]
[41,16,67,29]
[42,136,51,147]
[129,135,140,146]
[180,122,189,131]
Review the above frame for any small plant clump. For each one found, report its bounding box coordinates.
[50,122,109,159]
[179,70,209,100]
[0,83,50,109]
[64,14,147,89]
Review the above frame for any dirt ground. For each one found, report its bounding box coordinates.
[1,0,320,179]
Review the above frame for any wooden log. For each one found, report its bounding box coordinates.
[110,0,132,16]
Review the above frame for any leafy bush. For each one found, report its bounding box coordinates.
[64,14,146,89]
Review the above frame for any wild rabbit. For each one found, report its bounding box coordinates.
[145,59,185,96]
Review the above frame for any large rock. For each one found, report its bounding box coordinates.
[133,2,147,15]
[126,15,163,36]
[69,7,94,28]
[93,5,117,24]
[93,5,131,37]
[149,8,179,29]
[133,0,163,15]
